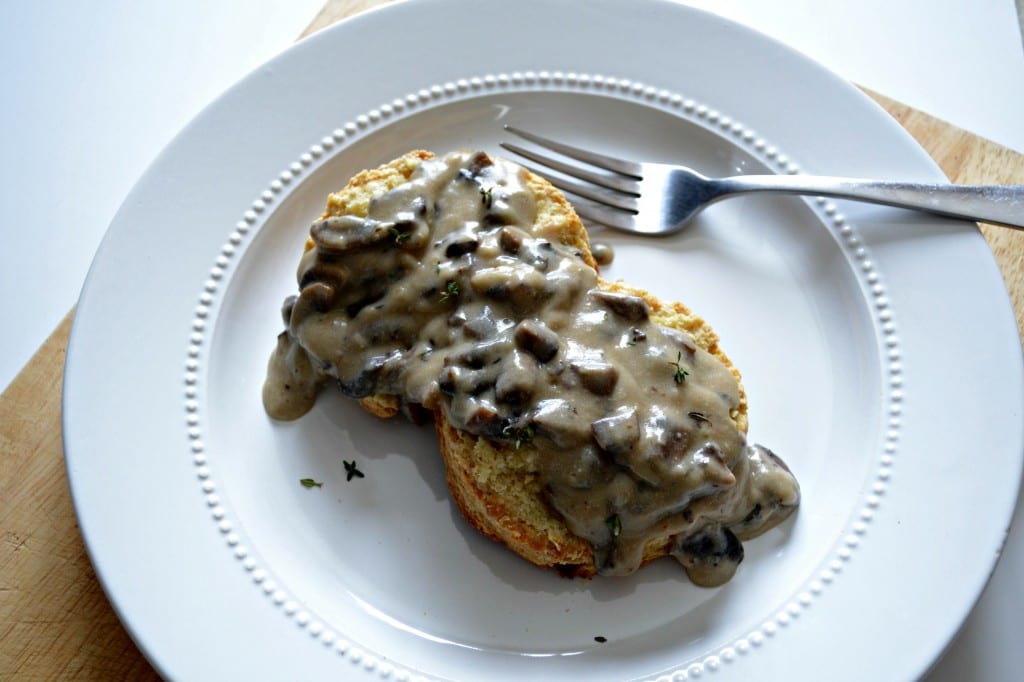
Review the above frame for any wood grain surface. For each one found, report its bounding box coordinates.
[2,2,1022,679]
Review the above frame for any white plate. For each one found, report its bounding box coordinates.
[64,1,1023,680]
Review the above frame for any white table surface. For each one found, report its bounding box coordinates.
[2,1,1022,679]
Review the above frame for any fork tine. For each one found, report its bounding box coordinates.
[517,162,639,212]
[503,125,643,177]
[500,142,640,196]
[562,196,638,232]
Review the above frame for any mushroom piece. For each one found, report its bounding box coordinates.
[338,349,404,398]
[495,351,538,407]
[289,282,336,321]
[572,359,619,396]
[437,365,494,399]
[280,294,297,326]
[591,290,650,322]
[443,231,481,258]
[591,406,640,455]
[673,526,744,587]
[660,326,698,356]
[447,337,508,369]
[464,401,502,432]
[689,443,737,488]
[469,265,550,313]
[458,151,494,180]
[530,398,591,448]
[462,311,497,340]
[513,319,560,363]
[498,225,527,254]
[310,215,393,253]
[298,260,350,291]
[452,397,505,438]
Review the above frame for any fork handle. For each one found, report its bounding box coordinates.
[720,175,1024,229]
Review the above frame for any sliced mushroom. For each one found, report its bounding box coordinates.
[298,260,350,291]
[280,294,297,326]
[447,309,468,328]
[513,319,560,362]
[310,215,393,253]
[572,359,619,396]
[338,350,403,398]
[438,365,495,399]
[591,290,650,322]
[460,151,494,180]
[443,231,481,258]
[469,265,550,313]
[462,310,497,340]
[690,443,737,488]
[498,225,526,254]
[673,526,744,587]
[289,282,335,321]
[592,406,639,455]
[660,326,698,356]
[447,338,507,369]
[530,398,590,447]
[494,350,537,407]
[454,397,505,438]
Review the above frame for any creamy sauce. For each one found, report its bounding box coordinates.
[264,151,799,585]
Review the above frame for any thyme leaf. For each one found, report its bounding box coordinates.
[343,460,365,481]
[668,351,689,384]
[479,185,494,209]
[605,514,622,538]
[389,225,411,244]
[439,280,460,303]
[502,424,536,449]
[300,478,323,489]
[688,411,711,426]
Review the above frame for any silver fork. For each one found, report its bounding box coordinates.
[500,125,1024,235]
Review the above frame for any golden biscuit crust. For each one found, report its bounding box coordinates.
[311,150,747,576]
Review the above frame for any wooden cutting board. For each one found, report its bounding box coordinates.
[2,1,1022,678]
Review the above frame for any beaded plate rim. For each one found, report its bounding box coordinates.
[182,70,902,682]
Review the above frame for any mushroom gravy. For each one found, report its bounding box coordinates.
[263,150,799,585]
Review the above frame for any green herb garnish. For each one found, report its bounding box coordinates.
[668,351,689,384]
[300,478,323,489]
[389,225,411,244]
[479,185,494,209]
[439,280,460,303]
[688,411,711,426]
[502,424,536,449]
[605,514,622,538]
[594,636,608,643]
[343,460,365,481]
